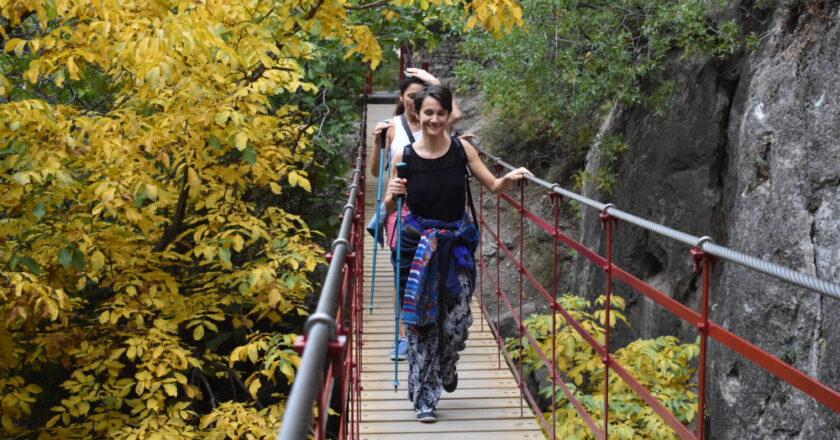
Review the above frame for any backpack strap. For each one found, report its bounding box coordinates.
[450,137,479,228]
[401,144,412,168]
[400,114,416,144]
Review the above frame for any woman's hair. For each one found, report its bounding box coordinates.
[394,76,426,115]
[413,84,453,114]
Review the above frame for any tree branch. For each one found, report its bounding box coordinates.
[193,367,219,409]
[206,358,265,410]
[344,0,390,11]
[153,166,190,252]
[305,0,326,19]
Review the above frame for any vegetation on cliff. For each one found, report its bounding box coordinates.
[456,0,748,190]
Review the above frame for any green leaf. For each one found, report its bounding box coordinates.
[18,256,41,275]
[8,254,21,271]
[219,246,231,263]
[32,202,46,220]
[208,135,221,150]
[241,145,257,165]
[71,248,86,270]
[58,248,72,268]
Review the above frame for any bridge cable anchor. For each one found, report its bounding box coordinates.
[691,236,719,274]
[600,203,618,230]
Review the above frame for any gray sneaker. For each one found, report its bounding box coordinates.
[389,337,407,360]
[416,408,437,423]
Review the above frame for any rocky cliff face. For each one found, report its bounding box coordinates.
[577,3,840,438]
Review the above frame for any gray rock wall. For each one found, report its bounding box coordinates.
[710,4,840,438]
[577,3,840,438]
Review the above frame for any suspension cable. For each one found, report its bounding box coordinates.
[474,145,840,301]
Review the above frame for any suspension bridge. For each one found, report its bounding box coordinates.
[277,90,840,439]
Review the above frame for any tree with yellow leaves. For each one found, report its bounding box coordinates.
[0,0,522,438]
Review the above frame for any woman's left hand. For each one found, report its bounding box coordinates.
[405,67,440,85]
[503,167,532,183]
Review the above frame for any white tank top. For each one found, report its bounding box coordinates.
[390,115,422,164]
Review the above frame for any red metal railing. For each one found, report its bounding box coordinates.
[473,147,840,440]
[277,94,368,440]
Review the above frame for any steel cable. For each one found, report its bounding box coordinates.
[476,145,840,301]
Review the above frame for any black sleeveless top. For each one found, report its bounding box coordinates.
[404,140,466,223]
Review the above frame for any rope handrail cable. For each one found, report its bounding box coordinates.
[475,144,840,301]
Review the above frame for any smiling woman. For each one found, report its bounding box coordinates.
[382,83,531,422]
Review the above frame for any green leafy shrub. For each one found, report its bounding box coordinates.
[456,0,746,184]
[509,295,700,439]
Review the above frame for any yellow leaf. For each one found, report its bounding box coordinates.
[214,110,230,126]
[4,38,22,54]
[193,324,204,341]
[67,57,80,80]
[248,377,261,398]
[163,383,178,397]
[269,181,282,194]
[91,251,105,272]
[232,235,245,252]
[234,132,248,151]
[288,171,311,192]
[247,344,259,363]
[281,362,295,384]
[187,167,201,197]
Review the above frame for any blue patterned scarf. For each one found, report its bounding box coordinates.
[400,213,479,327]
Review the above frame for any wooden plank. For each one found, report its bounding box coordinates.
[360,418,541,434]
[363,332,494,342]
[363,345,501,356]
[363,360,507,373]
[360,431,545,440]
[361,397,525,411]
[361,338,499,348]
[361,369,513,381]
[363,353,503,364]
[363,407,532,422]
[360,377,519,392]
[362,386,524,400]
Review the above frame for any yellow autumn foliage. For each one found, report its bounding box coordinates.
[0,0,522,437]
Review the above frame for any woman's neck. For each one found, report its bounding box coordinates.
[404,112,420,129]
[415,131,450,157]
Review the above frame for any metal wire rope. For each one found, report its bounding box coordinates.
[476,145,840,301]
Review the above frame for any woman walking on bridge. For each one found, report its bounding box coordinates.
[370,68,462,361]
[384,84,531,422]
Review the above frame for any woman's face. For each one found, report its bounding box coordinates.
[418,96,449,137]
[400,83,424,119]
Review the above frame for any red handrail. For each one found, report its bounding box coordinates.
[473,149,840,440]
[279,94,368,440]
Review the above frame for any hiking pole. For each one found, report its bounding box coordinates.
[393,162,407,392]
[369,129,389,314]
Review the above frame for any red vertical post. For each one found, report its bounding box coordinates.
[346,259,354,440]
[518,180,525,417]
[550,191,561,439]
[495,162,503,369]
[399,47,405,81]
[479,153,485,333]
[600,207,616,438]
[692,244,714,440]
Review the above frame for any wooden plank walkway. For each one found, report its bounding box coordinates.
[357,104,545,439]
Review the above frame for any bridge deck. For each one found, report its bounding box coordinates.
[358,105,545,439]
